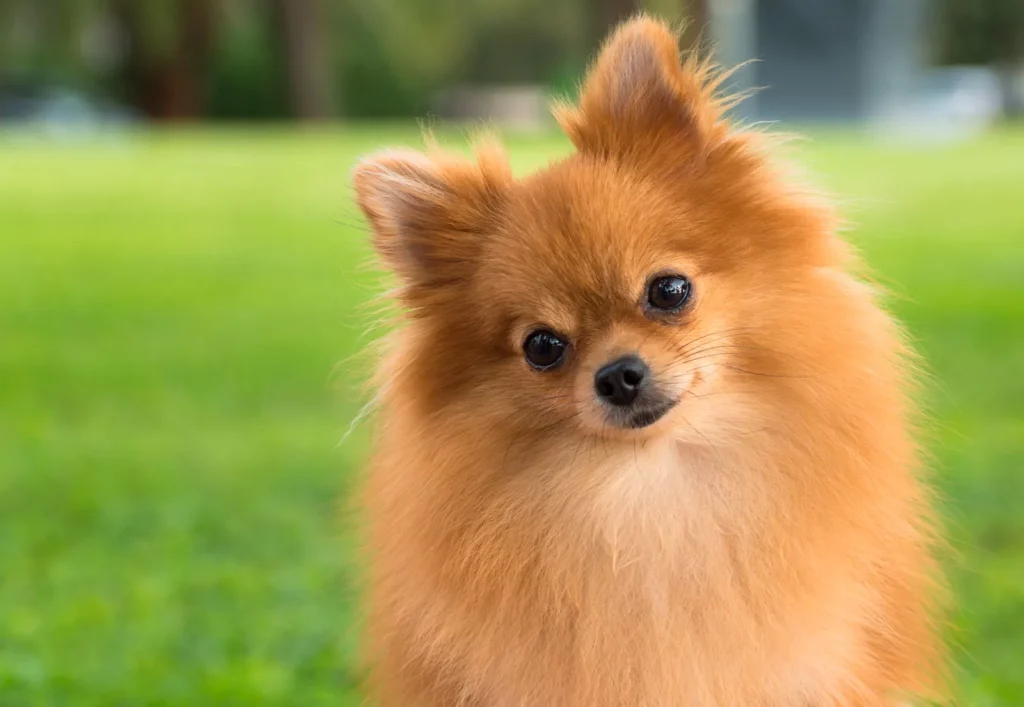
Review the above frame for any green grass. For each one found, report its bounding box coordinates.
[1,125,1022,705]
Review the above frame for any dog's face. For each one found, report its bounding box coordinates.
[354,20,837,449]
[480,159,734,439]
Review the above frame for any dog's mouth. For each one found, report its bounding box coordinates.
[606,398,679,430]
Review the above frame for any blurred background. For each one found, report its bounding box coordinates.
[1,0,1023,129]
[1,1,1021,705]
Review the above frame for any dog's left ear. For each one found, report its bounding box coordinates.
[556,16,731,162]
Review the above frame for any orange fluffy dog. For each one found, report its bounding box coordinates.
[352,16,944,707]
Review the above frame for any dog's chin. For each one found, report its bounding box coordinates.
[604,399,679,431]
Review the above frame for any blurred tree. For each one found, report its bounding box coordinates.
[0,0,757,122]
[461,0,587,84]
[590,0,641,51]
[340,0,506,117]
[207,0,289,120]
[938,0,1024,66]
[681,0,709,51]
[272,0,334,120]
[938,0,1024,115]
[111,0,218,119]
[0,0,108,83]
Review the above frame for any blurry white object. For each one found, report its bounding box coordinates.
[434,84,548,131]
[0,82,137,142]
[872,66,1003,143]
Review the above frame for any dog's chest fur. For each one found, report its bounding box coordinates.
[416,442,873,707]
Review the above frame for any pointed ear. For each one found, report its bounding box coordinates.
[352,141,511,290]
[555,16,730,161]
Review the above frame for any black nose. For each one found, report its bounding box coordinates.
[594,356,649,407]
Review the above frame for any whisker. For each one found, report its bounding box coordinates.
[674,342,811,367]
[721,364,811,380]
[670,326,764,355]
[679,410,724,463]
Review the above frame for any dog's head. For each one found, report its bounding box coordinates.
[354,17,845,449]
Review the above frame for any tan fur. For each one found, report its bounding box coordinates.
[351,16,945,707]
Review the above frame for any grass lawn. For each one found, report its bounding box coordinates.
[1,125,1022,705]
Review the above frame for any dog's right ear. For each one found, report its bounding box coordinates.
[352,142,511,292]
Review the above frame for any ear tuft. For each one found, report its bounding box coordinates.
[599,17,686,117]
[555,15,732,160]
[352,139,511,290]
[352,150,446,274]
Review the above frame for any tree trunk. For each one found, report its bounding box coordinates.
[112,0,216,120]
[682,0,710,52]
[273,0,334,121]
[590,0,642,51]
[998,62,1024,119]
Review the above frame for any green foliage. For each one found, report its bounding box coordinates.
[338,0,590,117]
[457,0,588,84]
[336,7,441,118]
[0,0,599,118]
[937,0,1024,64]
[207,8,289,119]
[5,0,1024,119]
[1,127,1023,704]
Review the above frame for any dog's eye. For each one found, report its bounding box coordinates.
[523,330,568,370]
[647,275,692,311]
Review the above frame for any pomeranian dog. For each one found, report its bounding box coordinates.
[352,16,944,707]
